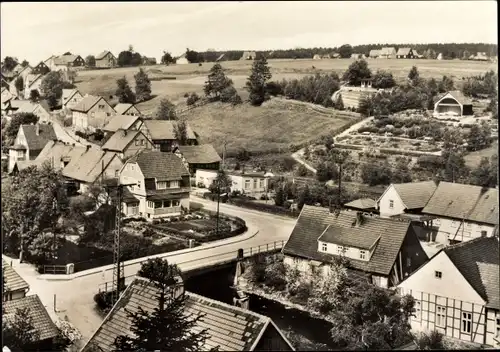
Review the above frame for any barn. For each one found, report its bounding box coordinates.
[433,91,474,117]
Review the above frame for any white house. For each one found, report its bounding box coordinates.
[176,53,189,65]
[195,169,269,198]
[377,181,437,218]
[62,89,84,111]
[71,95,116,133]
[397,236,499,347]
[23,73,45,100]
[282,206,429,288]
[422,182,498,245]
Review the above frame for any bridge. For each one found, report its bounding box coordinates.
[97,239,285,293]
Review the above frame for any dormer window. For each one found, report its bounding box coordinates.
[157,181,170,189]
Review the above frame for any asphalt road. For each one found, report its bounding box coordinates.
[6,197,296,342]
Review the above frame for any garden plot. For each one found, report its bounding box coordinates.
[338,135,442,153]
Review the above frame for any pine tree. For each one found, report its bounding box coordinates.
[204,63,233,100]
[408,66,419,84]
[134,68,152,102]
[156,98,177,120]
[245,56,272,106]
[115,77,136,104]
[114,258,219,352]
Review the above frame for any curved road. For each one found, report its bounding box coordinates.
[7,197,296,342]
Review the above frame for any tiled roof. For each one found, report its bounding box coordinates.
[146,187,192,199]
[71,95,106,113]
[318,225,381,250]
[29,140,86,172]
[84,277,291,352]
[128,150,190,181]
[434,90,473,106]
[344,198,376,210]
[369,49,381,57]
[422,182,498,225]
[96,51,113,60]
[62,148,122,183]
[444,237,499,309]
[143,120,197,140]
[102,130,143,153]
[20,124,57,151]
[177,144,221,164]
[53,55,77,65]
[396,48,412,56]
[62,88,80,102]
[380,47,396,55]
[113,103,137,115]
[283,205,417,275]
[2,260,29,293]
[3,294,59,341]
[102,114,142,132]
[392,181,437,210]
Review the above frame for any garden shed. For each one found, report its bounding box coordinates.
[433,90,473,116]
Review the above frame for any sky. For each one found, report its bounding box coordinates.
[1,1,497,64]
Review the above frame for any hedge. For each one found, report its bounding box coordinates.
[228,198,299,218]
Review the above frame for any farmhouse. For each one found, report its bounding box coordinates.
[282,206,429,289]
[196,169,269,198]
[343,198,377,213]
[396,48,415,59]
[119,150,191,219]
[8,123,57,173]
[433,90,473,117]
[61,88,84,110]
[71,95,116,132]
[102,114,143,135]
[397,236,500,348]
[377,180,437,218]
[241,51,257,60]
[31,61,51,75]
[102,129,153,159]
[62,146,124,193]
[173,144,221,176]
[369,49,381,58]
[2,260,29,302]
[82,276,294,351]
[52,54,85,70]
[113,102,141,116]
[23,73,45,100]
[141,119,197,152]
[95,50,117,68]
[176,53,189,65]
[6,100,51,123]
[422,182,498,245]
[313,54,322,60]
[379,47,397,59]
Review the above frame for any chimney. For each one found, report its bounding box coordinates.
[36,124,40,136]
[353,211,364,227]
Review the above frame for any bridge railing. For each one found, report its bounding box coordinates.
[97,239,285,293]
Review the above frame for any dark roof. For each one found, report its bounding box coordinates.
[95,50,114,60]
[143,120,197,140]
[422,182,498,225]
[128,150,190,181]
[62,148,122,183]
[53,54,82,65]
[444,237,499,309]
[344,198,376,210]
[391,181,437,210]
[102,114,142,132]
[318,225,381,250]
[435,90,473,106]
[146,187,191,199]
[113,103,140,115]
[122,187,139,202]
[396,48,412,56]
[102,130,145,153]
[20,124,57,151]
[176,144,221,164]
[283,205,418,275]
[83,277,293,352]
[3,295,59,341]
[2,260,29,293]
[71,95,108,113]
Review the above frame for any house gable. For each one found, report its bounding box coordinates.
[377,184,407,217]
[398,251,486,305]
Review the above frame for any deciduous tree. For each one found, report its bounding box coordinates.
[2,56,18,71]
[161,51,176,65]
[204,63,233,100]
[470,155,498,188]
[186,48,203,64]
[40,71,65,109]
[208,169,232,195]
[2,307,40,350]
[156,98,177,120]
[85,55,96,67]
[438,75,455,93]
[29,90,40,103]
[245,56,272,106]
[342,59,372,86]
[21,60,29,68]
[14,76,24,94]
[338,44,353,59]
[115,76,136,104]
[134,68,152,102]
[372,70,396,89]
[173,119,188,145]
[3,112,39,147]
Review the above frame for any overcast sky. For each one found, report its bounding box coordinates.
[1,1,497,64]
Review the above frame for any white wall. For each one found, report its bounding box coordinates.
[196,169,218,188]
[432,217,496,244]
[317,240,372,261]
[378,185,406,218]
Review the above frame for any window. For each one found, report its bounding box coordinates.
[114,170,119,178]
[480,230,487,238]
[414,301,421,321]
[137,181,141,189]
[389,200,394,209]
[245,180,251,189]
[461,312,472,334]
[157,181,170,189]
[135,140,140,146]
[360,250,366,260]
[436,306,446,327]
[434,219,441,226]
[466,222,472,228]
[147,201,154,209]
[253,179,258,189]
[91,112,95,117]
[163,200,171,208]
[260,179,264,189]
[337,246,344,255]
[496,316,500,338]
[293,257,300,264]
[98,104,105,109]
[172,200,180,207]
[130,165,135,171]
[154,201,162,208]
[435,271,442,279]
[140,139,145,146]
[321,243,328,252]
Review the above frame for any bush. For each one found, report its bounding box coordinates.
[289,281,312,305]
[183,92,189,98]
[94,129,104,141]
[264,261,287,291]
[186,92,200,106]
[296,164,309,177]
[93,291,114,313]
[63,117,72,127]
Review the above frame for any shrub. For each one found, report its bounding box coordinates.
[186,92,200,106]
[264,261,287,291]
[93,291,114,313]
[290,281,312,305]
[63,117,72,127]
[296,164,309,177]
[94,129,104,141]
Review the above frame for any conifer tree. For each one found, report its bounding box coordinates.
[134,68,152,102]
[115,77,136,104]
[245,56,272,106]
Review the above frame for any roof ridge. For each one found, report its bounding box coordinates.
[444,236,493,252]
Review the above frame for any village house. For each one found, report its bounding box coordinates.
[343,198,377,213]
[23,73,45,100]
[421,182,498,245]
[379,47,397,59]
[350,53,365,60]
[369,49,382,58]
[5,100,51,123]
[119,150,191,219]
[8,123,57,173]
[62,145,124,193]
[61,88,84,111]
[173,144,221,176]
[102,129,153,159]
[95,50,117,68]
[313,54,322,60]
[433,90,474,117]
[196,169,269,198]
[377,180,437,218]
[71,95,116,132]
[397,236,500,348]
[81,276,295,351]
[2,260,29,302]
[282,206,429,288]
[52,54,85,71]
[141,119,198,152]
[240,51,257,60]
[113,102,141,116]
[102,114,144,136]
[1,87,16,115]
[31,61,51,75]
[396,48,416,59]
[43,55,57,71]
[176,53,189,65]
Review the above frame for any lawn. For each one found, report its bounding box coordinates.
[181,99,359,154]
[464,140,498,168]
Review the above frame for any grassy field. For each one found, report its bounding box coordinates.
[464,140,498,168]
[181,99,359,154]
